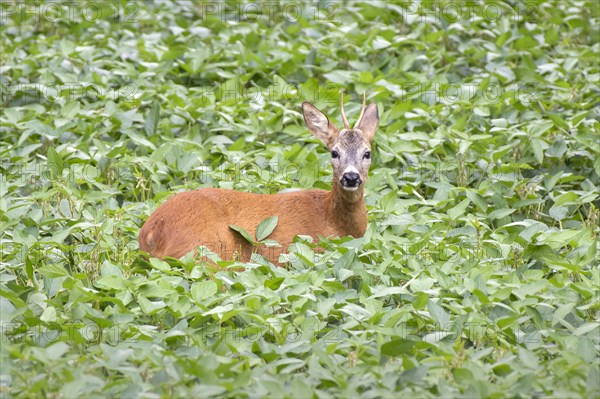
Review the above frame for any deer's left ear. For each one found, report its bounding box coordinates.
[356,104,379,142]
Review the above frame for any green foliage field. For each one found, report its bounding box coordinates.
[1,1,599,397]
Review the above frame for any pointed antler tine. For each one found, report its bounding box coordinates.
[354,92,367,129]
[340,89,350,130]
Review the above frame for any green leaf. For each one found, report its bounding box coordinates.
[137,296,166,314]
[256,215,279,242]
[264,277,285,290]
[45,342,70,359]
[61,101,80,118]
[448,199,470,220]
[573,323,599,336]
[47,147,64,178]
[40,306,57,322]
[497,316,519,330]
[549,205,569,221]
[3,108,22,124]
[427,299,450,328]
[546,137,568,158]
[528,120,554,137]
[531,138,546,163]
[587,364,600,396]
[489,208,515,219]
[466,190,488,212]
[372,36,391,50]
[94,275,126,291]
[149,258,170,272]
[144,101,160,136]
[323,70,355,84]
[229,224,256,244]
[413,293,429,310]
[554,192,579,206]
[261,239,281,247]
[115,109,138,129]
[381,339,416,357]
[514,36,538,49]
[203,304,234,316]
[191,281,218,303]
[547,113,569,130]
[37,263,70,278]
[452,368,474,384]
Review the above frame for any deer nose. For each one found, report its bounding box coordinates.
[341,172,361,187]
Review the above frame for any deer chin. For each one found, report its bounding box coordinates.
[341,185,360,192]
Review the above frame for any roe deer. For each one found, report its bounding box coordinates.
[139,93,379,264]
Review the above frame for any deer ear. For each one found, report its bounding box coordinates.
[302,102,339,150]
[356,103,379,142]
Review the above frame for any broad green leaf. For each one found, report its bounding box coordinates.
[531,138,546,163]
[368,286,409,298]
[256,215,278,241]
[149,258,170,272]
[37,263,70,278]
[573,323,599,336]
[528,120,554,136]
[549,205,569,221]
[372,36,391,49]
[264,277,285,290]
[137,296,166,314]
[61,101,80,118]
[546,138,568,158]
[94,275,126,291]
[191,281,218,303]
[323,70,354,84]
[229,224,256,244]
[515,36,538,49]
[466,190,488,211]
[554,192,579,206]
[586,363,600,396]
[45,342,70,359]
[3,108,22,124]
[427,299,450,328]
[452,368,474,384]
[489,208,515,219]
[422,331,454,343]
[144,101,160,136]
[547,113,569,130]
[40,306,57,322]
[448,199,470,220]
[413,293,429,310]
[202,304,234,316]
[27,292,48,315]
[497,316,520,329]
[47,147,64,178]
[381,339,416,357]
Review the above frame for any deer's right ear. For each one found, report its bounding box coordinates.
[302,102,339,149]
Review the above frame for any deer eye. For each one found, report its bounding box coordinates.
[331,150,339,159]
[363,151,371,159]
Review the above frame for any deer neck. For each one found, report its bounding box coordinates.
[328,183,367,237]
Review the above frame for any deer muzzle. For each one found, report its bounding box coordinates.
[341,172,362,190]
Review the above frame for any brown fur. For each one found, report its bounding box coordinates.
[139,98,379,264]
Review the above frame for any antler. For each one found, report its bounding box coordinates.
[340,90,350,130]
[354,92,367,129]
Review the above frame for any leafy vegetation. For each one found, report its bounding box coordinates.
[1,0,599,397]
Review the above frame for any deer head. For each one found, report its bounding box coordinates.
[302,92,379,194]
